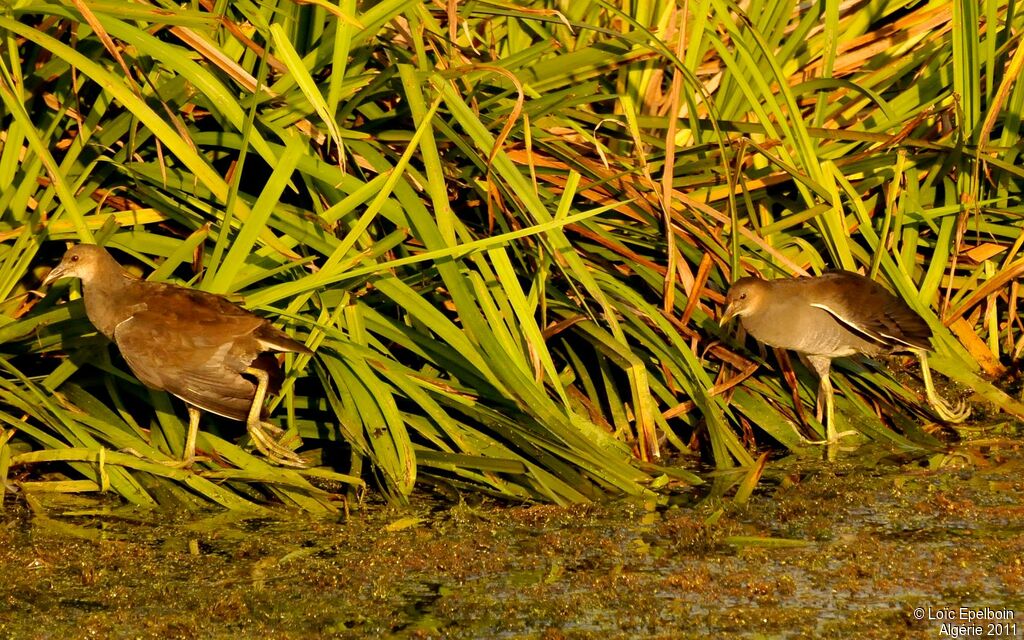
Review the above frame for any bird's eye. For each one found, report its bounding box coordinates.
[70,255,80,262]
[738,292,747,300]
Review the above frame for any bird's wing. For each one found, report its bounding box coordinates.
[809,272,931,351]
[141,282,311,355]
[110,286,268,420]
[131,282,268,345]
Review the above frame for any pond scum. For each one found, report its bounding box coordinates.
[1,444,1022,637]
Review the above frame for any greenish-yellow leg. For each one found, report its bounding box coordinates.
[916,351,971,423]
[244,367,308,468]
[803,355,860,446]
[156,406,202,468]
[184,406,200,462]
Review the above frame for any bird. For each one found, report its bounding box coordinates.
[42,244,311,467]
[720,270,969,445]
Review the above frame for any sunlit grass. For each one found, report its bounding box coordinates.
[0,0,1021,510]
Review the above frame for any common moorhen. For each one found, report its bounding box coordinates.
[43,244,311,467]
[721,271,969,444]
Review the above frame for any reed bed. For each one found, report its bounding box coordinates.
[0,0,1021,511]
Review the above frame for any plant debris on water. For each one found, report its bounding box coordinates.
[1,439,1021,639]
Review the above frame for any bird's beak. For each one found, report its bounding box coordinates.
[719,302,738,326]
[42,262,70,288]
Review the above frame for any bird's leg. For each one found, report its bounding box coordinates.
[815,373,829,425]
[244,366,308,467]
[792,354,833,445]
[775,349,810,430]
[818,375,845,462]
[184,406,200,463]
[799,355,860,446]
[916,351,971,423]
[156,406,203,468]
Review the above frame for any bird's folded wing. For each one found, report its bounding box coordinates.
[810,302,900,346]
[809,274,931,350]
[142,283,310,354]
[139,285,267,345]
[112,307,259,421]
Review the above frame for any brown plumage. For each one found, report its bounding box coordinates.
[43,244,311,466]
[721,270,968,445]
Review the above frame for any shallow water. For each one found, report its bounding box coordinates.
[1,440,1022,639]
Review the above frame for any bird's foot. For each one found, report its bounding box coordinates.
[796,429,860,446]
[247,421,309,468]
[159,455,201,469]
[799,429,861,462]
[928,395,972,424]
[917,351,971,423]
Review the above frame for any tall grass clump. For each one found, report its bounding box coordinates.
[0,0,1022,511]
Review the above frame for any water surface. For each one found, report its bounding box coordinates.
[1,441,1021,639]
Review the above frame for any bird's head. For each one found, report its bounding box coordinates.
[42,244,116,287]
[720,276,770,325]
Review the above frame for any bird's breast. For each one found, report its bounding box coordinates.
[741,303,868,357]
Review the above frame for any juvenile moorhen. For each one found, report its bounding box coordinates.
[43,244,311,467]
[721,271,969,444]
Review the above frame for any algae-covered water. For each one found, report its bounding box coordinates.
[1,441,1022,639]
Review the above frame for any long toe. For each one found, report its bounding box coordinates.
[253,419,286,439]
[247,421,309,468]
[931,397,972,423]
[822,429,861,463]
[159,454,203,469]
[796,429,860,446]
[827,429,860,444]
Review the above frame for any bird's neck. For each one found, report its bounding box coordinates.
[740,308,781,347]
[81,269,139,340]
